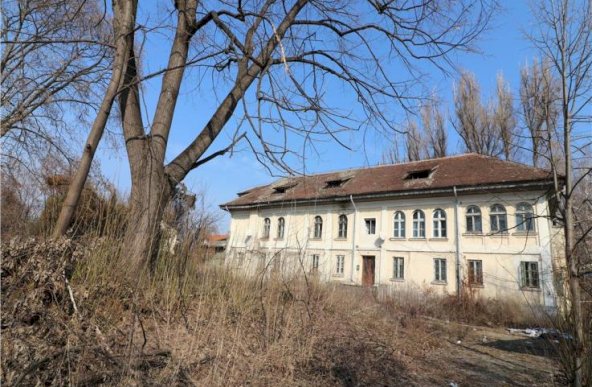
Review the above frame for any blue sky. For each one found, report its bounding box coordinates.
[96,1,543,231]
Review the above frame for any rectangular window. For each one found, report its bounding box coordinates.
[365,218,376,234]
[393,257,404,279]
[520,261,539,288]
[311,254,320,272]
[335,255,345,275]
[434,258,447,282]
[468,260,483,285]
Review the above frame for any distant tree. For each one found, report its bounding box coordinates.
[453,71,517,160]
[452,71,499,156]
[420,98,447,158]
[405,120,425,162]
[493,74,516,160]
[519,59,561,168]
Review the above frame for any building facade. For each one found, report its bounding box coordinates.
[221,154,565,308]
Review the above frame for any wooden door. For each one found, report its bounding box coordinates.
[362,256,375,286]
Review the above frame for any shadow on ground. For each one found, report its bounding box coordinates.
[483,338,559,358]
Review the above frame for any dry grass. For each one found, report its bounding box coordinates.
[1,236,564,386]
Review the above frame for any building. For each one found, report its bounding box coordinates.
[204,233,228,261]
[221,154,565,309]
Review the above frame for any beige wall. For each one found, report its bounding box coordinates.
[226,190,562,308]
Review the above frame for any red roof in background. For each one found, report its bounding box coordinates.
[221,154,556,209]
[207,234,228,243]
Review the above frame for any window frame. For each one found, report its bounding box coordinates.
[516,203,535,232]
[338,214,348,238]
[393,256,404,280]
[434,258,447,283]
[335,255,345,276]
[313,216,323,239]
[489,204,508,233]
[432,209,447,238]
[520,261,540,289]
[262,217,271,239]
[311,254,320,272]
[393,211,406,238]
[412,210,426,238]
[365,218,376,235]
[465,206,482,233]
[277,217,285,239]
[467,259,483,286]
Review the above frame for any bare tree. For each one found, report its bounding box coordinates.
[1,0,112,171]
[519,59,561,167]
[405,120,425,161]
[452,71,500,156]
[493,74,516,160]
[54,0,495,270]
[528,0,592,384]
[420,97,447,158]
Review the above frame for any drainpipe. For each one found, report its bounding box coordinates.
[453,186,462,299]
[349,195,357,283]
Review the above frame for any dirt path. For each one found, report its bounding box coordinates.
[412,319,560,386]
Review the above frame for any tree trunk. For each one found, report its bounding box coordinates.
[52,0,137,238]
[125,142,172,273]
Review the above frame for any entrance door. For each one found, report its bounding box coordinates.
[362,256,375,286]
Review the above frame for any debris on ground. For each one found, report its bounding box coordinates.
[507,328,573,340]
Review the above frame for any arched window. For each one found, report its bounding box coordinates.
[433,209,447,238]
[277,217,285,239]
[393,211,405,238]
[313,216,323,238]
[466,206,482,233]
[490,204,507,233]
[263,218,271,238]
[516,203,535,231]
[412,210,425,238]
[338,214,348,238]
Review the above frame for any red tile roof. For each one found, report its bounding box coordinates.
[221,154,556,209]
[207,234,228,242]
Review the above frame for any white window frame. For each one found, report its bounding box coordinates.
[313,216,323,238]
[468,259,483,286]
[516,203,535,232]
[434,258,447,282]
[393,211,405,238]
[335,255,345,276]
[466,206,482,233]
[393,257,404,280]
[433,209,447,238]
[490,204,507,233]
[365,218,376,235]
[413,210,425,238]
[338,214,348,238]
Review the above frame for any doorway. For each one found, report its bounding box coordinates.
[362,255,375,286]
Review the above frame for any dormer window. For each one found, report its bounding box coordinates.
[404,168,433,180]
[272,184,296,194]
[237,190,250,197]
[325,178,349,188]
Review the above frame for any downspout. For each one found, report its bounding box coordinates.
[350,195,357,283]
[453,187,462,299]
[224,205,232,264]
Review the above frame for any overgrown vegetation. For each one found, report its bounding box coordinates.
[1,233,572,386]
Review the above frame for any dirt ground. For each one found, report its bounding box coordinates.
[407,318,560,386]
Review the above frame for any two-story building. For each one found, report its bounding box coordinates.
[221,154,565,308]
